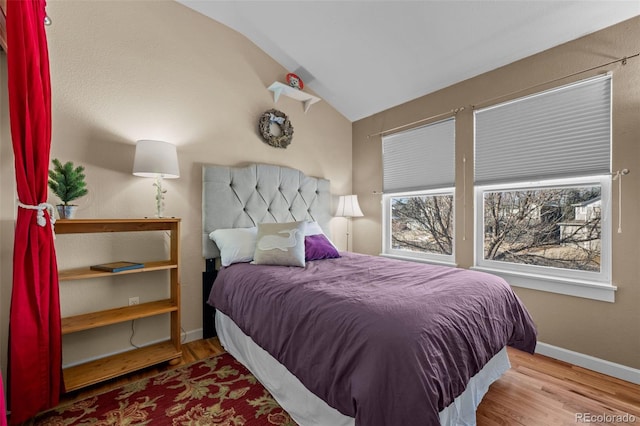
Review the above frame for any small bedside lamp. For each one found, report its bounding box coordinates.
[335,195,364,251]
[133,140,180,218]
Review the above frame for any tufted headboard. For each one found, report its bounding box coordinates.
[202,163,332,259]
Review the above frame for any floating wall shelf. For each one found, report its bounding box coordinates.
[268,81,321,113]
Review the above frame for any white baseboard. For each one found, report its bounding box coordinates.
[184,328,203,343]
[536,341,640,385]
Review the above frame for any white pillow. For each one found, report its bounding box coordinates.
[304,221,325,236]
[209,227,258,266]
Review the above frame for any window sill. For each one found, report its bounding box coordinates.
[380,253,458,268]
[471,266,616,302]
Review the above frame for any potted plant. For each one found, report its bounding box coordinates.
[48,159,88,219]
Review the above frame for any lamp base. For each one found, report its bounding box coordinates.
[345,217,351,252]
[153,176,167,218]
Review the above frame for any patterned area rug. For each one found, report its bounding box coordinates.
[32,353,297,425]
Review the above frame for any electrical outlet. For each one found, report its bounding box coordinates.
[128,296,139,306]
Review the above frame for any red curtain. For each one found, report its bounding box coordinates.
[6,0,62,423]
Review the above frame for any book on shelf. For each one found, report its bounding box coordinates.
[89,261,144,273]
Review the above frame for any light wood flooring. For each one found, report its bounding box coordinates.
[477,348,640,425]
[58,339,640,425]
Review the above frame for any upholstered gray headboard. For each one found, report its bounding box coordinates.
[202,163,332,259]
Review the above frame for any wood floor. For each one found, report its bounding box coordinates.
[58,339,640,425]
[476,349,640,425]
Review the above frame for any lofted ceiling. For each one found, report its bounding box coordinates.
[177,1,640,122]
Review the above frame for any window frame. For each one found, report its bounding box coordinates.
[473,175,615,302]
[382,187,456,266]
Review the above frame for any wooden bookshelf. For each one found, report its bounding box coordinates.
[57,218,181,392]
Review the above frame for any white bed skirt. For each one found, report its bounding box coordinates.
[216,311,510,426]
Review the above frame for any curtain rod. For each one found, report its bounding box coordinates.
[367,107,464,139]
[471,52,639,110]
[367,51,639,140]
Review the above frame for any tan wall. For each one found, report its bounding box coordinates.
[353,17,640,370]
[0,52,11,380]
[0,0,352,374]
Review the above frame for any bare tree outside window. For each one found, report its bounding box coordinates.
[388,186,601,273]
[391,194,453,255]
[482,186,601,272]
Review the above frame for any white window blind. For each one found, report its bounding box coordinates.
[382,118,455,193]
[474,74,611,185]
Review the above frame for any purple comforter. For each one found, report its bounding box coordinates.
[209,252,537,425]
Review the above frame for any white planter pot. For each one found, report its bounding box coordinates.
[56,205,78,219]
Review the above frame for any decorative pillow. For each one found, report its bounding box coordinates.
[305,234,341,261]
[304,221,339,250]
[209,227,258,267]
[253,221,306,267]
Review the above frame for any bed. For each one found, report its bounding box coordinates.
[202,163,537,426]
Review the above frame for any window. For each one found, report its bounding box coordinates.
[476,177,610,281]
[474,74,614,301]
[384,190,454,261]
[382,118,455,264]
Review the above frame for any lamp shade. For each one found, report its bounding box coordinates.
[335,195,364,218]
[132,140,180,178]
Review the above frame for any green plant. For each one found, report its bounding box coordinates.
[48,159,88,205]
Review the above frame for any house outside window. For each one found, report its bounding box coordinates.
[381,118,456,265]
[474,74,614,302]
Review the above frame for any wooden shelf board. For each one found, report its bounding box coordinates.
[63,341,181,392]
[56,218,180,234]
[59,260,177,281]
[62,299,178,334]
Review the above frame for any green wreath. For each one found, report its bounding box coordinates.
[258,109,294,149]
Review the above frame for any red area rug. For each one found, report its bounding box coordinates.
[31,353,297,425]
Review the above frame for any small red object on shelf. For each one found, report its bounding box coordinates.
[286,73,304,90]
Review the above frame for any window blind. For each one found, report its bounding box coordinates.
[382,118,455,193]
[474,74,611,185]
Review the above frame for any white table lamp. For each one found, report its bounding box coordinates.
[335,195,364,251]
[133,140,179,218]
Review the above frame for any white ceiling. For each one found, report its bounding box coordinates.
[177,1,640,122]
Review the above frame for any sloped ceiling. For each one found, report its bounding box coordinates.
[177,1,640,122]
